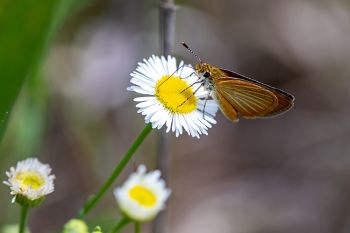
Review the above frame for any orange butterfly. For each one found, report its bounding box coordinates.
[183,43,294,122]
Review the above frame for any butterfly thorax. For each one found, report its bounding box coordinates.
[195,63,227,91]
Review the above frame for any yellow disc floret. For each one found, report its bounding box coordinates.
[155,75,197,113]
[129,185,157,207]
[15,171,45,190]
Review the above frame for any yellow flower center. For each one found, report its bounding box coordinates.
[15,171,45,190]
[155,75,197,113]
[129,185,157,207]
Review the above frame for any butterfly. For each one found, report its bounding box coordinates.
[182,42,295,122]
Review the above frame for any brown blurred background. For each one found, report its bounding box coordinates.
[2,0,350,232]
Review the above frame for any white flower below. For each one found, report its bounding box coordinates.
[3,158,55,203]
[114,165,171,222]
[128,55,218,138]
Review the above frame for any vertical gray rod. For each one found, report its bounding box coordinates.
[154,1,177,233]
[160,1,176,56]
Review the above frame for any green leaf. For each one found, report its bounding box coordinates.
[0,0,83,142]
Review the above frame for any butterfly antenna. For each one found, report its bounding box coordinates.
[182,42,202,64]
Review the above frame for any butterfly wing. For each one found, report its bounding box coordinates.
[213,89,239,122]
[219,68,294,117]
[214,78,279,119]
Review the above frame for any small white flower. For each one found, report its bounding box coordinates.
[3,158,55,203]
[128,55,218,138]
[114,165,171,222]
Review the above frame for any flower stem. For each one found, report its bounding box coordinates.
[110,217,130,233]
[135,222,141,233]
[78,123,153,218]
[19,204,29,233]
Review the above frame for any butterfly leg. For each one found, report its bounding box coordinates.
[180,81,202,94]
[158,64,187,88]
[180,71,195,80]
[202,90,211,119]
[177,84,202,109]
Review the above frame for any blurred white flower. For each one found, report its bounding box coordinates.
[114,165,171,222]
[3,158,55,205]
[128,55,218,138]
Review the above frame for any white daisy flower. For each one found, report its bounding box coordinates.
[3,158,55,205]
[128,55,218,138]
[114,165,171,222]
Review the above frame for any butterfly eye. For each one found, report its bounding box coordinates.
[203,71,210,78]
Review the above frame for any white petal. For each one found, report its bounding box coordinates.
[134,96,156,102]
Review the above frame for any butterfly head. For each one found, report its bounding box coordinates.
[194,63,216,91]
[195,63,213,80]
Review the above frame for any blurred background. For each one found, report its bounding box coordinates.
[1,0,350,232]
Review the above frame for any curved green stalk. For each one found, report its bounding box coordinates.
[110,217,130,233]
[18,205,29,233]
[78,123,153,218]
[135,222,141,233]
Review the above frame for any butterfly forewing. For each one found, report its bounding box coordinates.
[215,79,279,119]
[262,90,294,117]
[219,68,294,117]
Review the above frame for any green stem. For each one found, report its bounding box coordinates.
[78,123,153,218]
[135,222,141,233]
[110,217,130,233]
[19,205,29,233]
